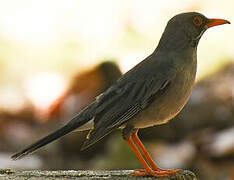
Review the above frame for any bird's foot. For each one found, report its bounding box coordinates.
[131,168,180,177]
[152,168,181,174]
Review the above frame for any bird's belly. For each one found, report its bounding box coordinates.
[130,74,195,129]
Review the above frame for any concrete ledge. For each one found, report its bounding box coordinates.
[0,169,197,180]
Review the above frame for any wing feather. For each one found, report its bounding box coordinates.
[81,75,171,150]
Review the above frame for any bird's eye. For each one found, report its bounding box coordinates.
[193,16,203,26]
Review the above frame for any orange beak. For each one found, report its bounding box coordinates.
[205,18,230,29]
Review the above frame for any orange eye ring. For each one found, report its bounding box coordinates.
[193,16,203,26]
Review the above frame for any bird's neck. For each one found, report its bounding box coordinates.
[155,27,197,53]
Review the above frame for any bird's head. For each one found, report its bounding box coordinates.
[173,12,230,41]
[158,12,230,50]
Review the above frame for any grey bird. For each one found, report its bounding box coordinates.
[11,12,230,177]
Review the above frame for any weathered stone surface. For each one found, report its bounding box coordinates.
[0,169,197,180]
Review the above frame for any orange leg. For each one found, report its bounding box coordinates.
[132,132,180,174]
[126,137,178,177]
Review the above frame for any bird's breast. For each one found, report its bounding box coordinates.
[130,57,197,129]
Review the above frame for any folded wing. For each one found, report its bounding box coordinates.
[81,74,171,150]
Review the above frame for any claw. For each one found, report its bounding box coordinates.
[130,169,180,177]
[153,168,181,174]
[164,169,181,174]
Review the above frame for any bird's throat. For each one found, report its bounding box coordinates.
[189,29,206,47]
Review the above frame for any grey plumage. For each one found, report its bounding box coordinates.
[11,12,230,161]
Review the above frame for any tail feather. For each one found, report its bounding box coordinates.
[11,114,91,160]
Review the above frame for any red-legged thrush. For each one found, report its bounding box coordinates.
[11,12,230,177]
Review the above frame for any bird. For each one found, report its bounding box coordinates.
[11,12,230,177]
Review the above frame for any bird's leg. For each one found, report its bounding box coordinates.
[126,137,171,177]
[132,132,163,171]
[132,132,180,174]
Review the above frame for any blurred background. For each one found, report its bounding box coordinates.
[0,0,233,180]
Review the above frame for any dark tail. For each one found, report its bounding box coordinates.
[11,113,91,160]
